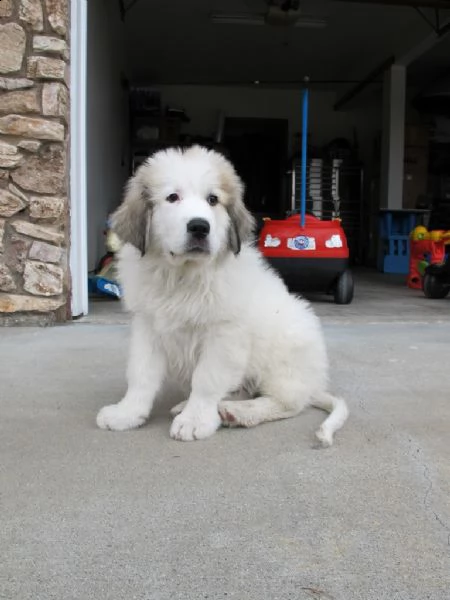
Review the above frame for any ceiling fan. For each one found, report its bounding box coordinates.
[210,0,328,29]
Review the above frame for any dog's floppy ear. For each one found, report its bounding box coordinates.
[227,180,255,255]
[111,168,151,255]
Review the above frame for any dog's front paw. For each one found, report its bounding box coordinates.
[96,403,147,431]
[170,409,221,441]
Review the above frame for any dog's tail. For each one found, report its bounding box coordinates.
[311,392,349,447]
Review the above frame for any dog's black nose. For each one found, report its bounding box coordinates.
[187,218,210,238]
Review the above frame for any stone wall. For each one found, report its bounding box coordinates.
[0,0,70,325]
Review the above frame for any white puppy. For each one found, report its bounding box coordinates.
[96,146,348,445]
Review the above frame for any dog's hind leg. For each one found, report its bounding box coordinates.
[218,377,309,429]
[218,396,301,428]
[219,389,348,447]
[170,400,187,417]
[170,387,252,417]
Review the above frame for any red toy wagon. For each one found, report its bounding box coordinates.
[258,84,354,304]
[258,213,353,304]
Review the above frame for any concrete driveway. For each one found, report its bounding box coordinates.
[1,274,450,599]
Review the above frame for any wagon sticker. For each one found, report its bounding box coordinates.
[287,236,316,251]
[325,235,343,248]
[264,234,281,248]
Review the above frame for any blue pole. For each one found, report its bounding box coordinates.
[300,86,309,228]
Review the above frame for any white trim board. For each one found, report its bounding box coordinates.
[69,0,88,317]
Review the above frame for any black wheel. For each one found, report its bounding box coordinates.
[423,273,449,299]
[334,270,354,304]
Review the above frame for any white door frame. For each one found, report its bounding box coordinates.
[69,0,88,317]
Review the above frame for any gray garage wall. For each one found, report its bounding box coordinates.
[86,0,129,271]
[158,84,381,165]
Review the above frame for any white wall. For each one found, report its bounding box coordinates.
[158,85,381,164]
[86,0,128,271]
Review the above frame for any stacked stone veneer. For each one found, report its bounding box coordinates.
[0,0,70,324]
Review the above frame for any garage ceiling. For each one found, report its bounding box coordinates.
[124,0,450,91]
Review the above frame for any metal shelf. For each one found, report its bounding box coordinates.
[290,157,364,262]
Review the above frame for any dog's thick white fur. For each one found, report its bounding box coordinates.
[96,146,348,444]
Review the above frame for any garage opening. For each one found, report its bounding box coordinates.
[83,0,450,318]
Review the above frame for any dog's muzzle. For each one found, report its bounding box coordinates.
[186,218,210,253]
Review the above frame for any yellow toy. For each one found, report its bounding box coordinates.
[411,226,450,243]
[411,225,429,241]
[430,230,444,242]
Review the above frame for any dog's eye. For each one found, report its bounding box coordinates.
[166,193,180,203]
[207,194,219,206]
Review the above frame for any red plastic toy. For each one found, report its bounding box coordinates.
[257,82,354,304]
[258,214,353,304]
[408,239,445,289]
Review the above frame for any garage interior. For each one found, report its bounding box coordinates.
[85,0,450,312]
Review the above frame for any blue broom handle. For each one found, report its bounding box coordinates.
[300,86,309,228]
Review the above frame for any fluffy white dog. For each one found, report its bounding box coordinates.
[96,146,348,445]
